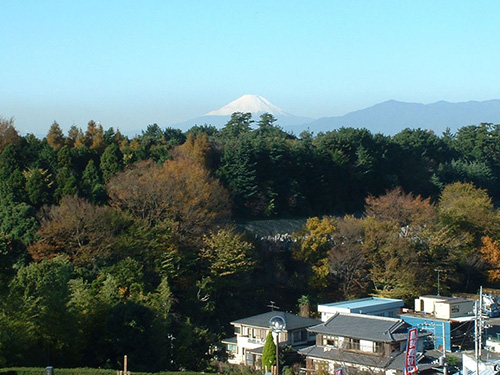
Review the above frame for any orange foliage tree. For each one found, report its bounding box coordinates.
[107,158,230,241]
[480,236,500,282]
[28,196,118,265]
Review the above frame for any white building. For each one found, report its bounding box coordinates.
[462,351,500,375]
[414,295,475,320]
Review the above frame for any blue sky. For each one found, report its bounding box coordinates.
[2,0,500,135]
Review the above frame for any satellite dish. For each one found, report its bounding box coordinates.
[269,316,286,332]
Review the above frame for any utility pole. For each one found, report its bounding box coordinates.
[475,286,486,375]
[442,321,448,375]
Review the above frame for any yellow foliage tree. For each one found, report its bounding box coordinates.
[293,216,336,291]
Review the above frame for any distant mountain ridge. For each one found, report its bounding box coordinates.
[294,99,500,135]
[169,96,500,136]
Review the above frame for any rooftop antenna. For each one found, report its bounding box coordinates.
[267,301,279,311]
[435,268,442,296]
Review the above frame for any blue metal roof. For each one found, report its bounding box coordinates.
[321,297,403,309]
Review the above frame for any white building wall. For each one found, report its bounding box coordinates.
[360,339,375,352]
[486,338,500,353]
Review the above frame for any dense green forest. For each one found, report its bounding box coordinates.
[1,113,500,370]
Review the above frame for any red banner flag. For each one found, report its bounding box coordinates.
[404,327,418,375]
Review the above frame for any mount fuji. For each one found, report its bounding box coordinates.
[206,94,290,116]
[171,94,314,131]
[169,95,500,136]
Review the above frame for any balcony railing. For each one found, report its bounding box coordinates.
[247,338,265,345]
[324,341,387,355]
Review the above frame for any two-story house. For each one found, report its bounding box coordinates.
[222,311,319,367]
[299,313,429,375]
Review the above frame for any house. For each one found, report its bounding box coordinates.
[462,350,500,375]
[400,295,475,351]
[299,313,431,375]
[222,311,319,367]
[318,297,404,322]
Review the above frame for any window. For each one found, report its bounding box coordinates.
[293,330,307,343]
[374,342,384,354]
[324,335,339,347]
[234,326,241,334]
[451,305,460,313]
[348,338,360,351]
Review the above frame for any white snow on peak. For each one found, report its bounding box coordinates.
[206,95,290,116]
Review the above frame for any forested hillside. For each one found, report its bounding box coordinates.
[1,113,500,370]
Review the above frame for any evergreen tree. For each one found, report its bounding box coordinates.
[54,167,77,201]
[262,331,276,371]
[24,168,52,207]
[100,143,123,181]
[81,159,106,204]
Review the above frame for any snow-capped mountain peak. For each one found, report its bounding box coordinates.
[206,94,290,116]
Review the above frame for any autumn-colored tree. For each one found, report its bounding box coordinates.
[438,182,496,237]
[67,125,86,148]
[293,216,336,293]
[84,120,106,152]
[199,227,254,279]
[107,159,230,240]
[196,227,255,315]
[171,132,213,170]
[0,117,21,154]
[329,215,369,299]
[361,216,432,302]
[479,236,500,282]
[436,182,498,290]
[365,187,437,229]
[46,121,65,150]
[28,196,119,265]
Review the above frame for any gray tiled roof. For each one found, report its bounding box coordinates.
[308,313,410,342]
[231,311,320,331]
[221,336,237,344]
[299,345,406,370]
